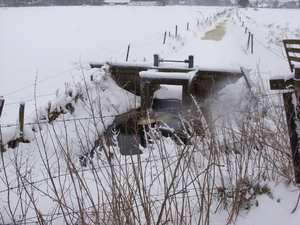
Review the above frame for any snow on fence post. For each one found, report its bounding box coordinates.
[0,97,5,153]
[282,71,300,184]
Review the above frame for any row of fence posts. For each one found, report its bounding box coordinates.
[126,22,190,61]
[237,14,254,54]
[126,14,254,62]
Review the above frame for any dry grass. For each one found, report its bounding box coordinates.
[0,68,297,225]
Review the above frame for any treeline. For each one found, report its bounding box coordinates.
[0,0,235,7]
[1,0,299,8]
[0,0,104,7]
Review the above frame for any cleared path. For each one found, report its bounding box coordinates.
[201,19,228,41]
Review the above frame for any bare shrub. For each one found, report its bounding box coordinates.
[0,67,296,225]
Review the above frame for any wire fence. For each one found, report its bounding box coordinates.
[0,90,285,129]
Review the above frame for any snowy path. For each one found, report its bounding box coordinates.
[201,13,229,41]
[201,21,227,41]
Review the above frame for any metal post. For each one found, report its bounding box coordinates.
[154,54,159,67]
[188,55,194,68]
[126,44,130,62]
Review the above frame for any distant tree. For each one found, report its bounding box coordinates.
[238,0,249,7]
[272,0,279,8]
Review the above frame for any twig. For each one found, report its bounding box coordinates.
[291,192,300,214]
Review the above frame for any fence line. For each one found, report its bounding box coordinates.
[0,91,285,129]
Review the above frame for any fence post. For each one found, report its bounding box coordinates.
[0,97,4,118]
[163,31,167,44]
[293,68,300,183]
[270,67,300,184]
[175,25,178,38]
[188,55,194,68]
[0,97,5,153]
[251,34,254,54]
[154,54,159,67]
[126,44,130,62]
[247,32,251,49]
[283,90,300,184]
[19,102,25,140]
[187,22,189,31]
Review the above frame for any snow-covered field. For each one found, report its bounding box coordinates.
[0,5,300,224]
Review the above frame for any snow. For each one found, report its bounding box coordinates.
[140,69,197,79]
[0,5,300,224]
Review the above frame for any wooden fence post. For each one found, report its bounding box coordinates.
[251,34,254,54]
[270,67,300,184]
[175,25,178,38]
[19,102,25,140]
[293,68,300,183]
[0,97,5,153]
[283,90,300,184]
[247,32,251,49]
[163,31,167,44]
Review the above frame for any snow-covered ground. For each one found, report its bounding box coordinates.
[0,6,298,124]
[0,5,300,224]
